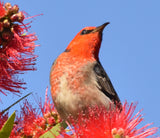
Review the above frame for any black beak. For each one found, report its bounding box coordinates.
[92,22,110,33]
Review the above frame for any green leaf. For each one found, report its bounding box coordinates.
[40,121,68,138]
[60,121,68,129]
[114,134,122,138]
[0,111,15,138]
[1,92,32,114]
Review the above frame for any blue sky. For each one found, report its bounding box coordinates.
[1,0,160,133]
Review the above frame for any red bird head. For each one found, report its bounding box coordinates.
[65,22,110,60]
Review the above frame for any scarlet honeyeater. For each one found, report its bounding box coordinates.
[50,22,121,120]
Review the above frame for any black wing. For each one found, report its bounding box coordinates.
[93,61,121,106]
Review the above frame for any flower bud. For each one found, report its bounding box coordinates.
[10,14,19,22]
[44,112,51,118]
[17,12,25,22]
[112,128,117,136]
[47,117,55,125]
[112,128,125,138]
[10,12,25,23]
[117,128,124,136]
[2,31,12,40]
[3,19,10,28]
[5,3,12,10]
[11,24,19,33]
[12,5,19,13]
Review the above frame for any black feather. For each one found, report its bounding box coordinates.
[93,61,121,107]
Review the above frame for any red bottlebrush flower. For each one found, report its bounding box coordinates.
[67,102,158,138]
[0,2,5,18]
[0,1,38,95]
[39,87,62,125]
[10,88,62,138]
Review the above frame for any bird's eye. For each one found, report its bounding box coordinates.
[80,29,93,35]
[81,30,87,35]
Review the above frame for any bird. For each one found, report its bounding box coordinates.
[50,22,121,120]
